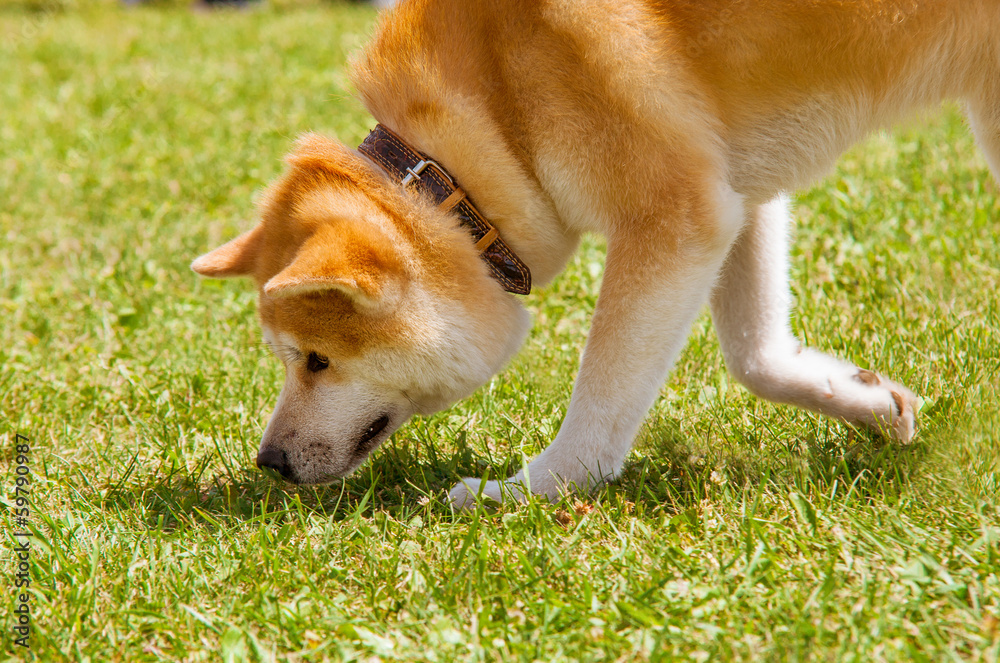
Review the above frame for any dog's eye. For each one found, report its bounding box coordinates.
[306,352,329,373]
[357,415,391,450]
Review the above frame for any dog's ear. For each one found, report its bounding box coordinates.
[191,226,263,278]
[263,223,404,310]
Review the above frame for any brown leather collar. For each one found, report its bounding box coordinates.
[359,124,531,295]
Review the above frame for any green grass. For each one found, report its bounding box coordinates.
[2,2,999,661]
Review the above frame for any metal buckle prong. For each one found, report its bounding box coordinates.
[401,159,453,186]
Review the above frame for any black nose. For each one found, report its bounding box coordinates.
[256,447,292,480]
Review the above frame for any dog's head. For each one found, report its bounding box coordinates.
[192,134,530,483]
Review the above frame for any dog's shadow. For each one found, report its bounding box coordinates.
[613,416,932,516]
[98,420,928,530]
[98,434,506,528]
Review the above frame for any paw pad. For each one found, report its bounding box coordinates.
[854,369,880,386]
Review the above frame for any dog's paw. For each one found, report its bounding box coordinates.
[850,369,920,443]
[448,478,526,511]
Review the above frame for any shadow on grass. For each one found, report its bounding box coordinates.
[614,415,933,514]
[93,432,504,528]
[90,412,935,530]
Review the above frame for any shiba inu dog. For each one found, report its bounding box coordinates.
[192,0,1000,508]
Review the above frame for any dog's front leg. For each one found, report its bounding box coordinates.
[450,184,745,508]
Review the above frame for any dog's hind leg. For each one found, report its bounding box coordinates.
[710,196,919,441]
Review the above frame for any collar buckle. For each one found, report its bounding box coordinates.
[402,159,454,187]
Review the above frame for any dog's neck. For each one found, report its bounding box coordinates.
[358,124,532,295]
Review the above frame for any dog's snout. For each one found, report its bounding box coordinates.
[256,447,293,480]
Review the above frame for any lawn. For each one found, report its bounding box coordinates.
[1,1,999,661]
